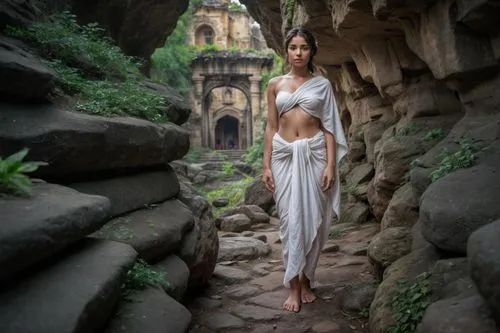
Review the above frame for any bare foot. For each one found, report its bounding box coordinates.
[300,275,316,304]
[283,277,301,312]
[301,285,316,304]
[283,292,301,312]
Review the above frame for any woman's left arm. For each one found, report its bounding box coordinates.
[321,130,337,192]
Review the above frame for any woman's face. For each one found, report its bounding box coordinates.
[287,35,311,69]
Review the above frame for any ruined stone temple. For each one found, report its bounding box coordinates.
[187,0,273,150]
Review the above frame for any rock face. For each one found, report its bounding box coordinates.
[70,0,189,71]
[0,103,190,182]
[177,176,219,291]
[0,37,56,101]
[243,1,500,331]
[0,0,39,29]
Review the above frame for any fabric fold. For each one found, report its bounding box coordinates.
[272,132,333,287]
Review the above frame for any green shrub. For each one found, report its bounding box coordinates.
[0,148,47,196]
[202,176,253,215]
[228,2,246,12]
[388,272,432,333]
[75,80,168,121]
[222,161,235,176]
[430,139,479,182]
[7,11,141,79]
[122,259,168,294]
[44,60,168,121]
[423,128,446,141]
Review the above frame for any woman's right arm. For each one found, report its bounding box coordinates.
[262,77,280,192]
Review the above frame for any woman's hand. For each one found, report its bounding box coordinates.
[321,167,335,192]
[262,167,275,192]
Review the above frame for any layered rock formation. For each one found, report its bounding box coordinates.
[241,0,500,331]
[0,2,217,332]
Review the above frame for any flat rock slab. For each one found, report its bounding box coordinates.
[93,199,194,262]
[340,242,369,256]
[246,289,288,310]
[0,183,110,282]
[230,304,283,321]
[218,237,271,262]
[213,264,251,284]
[0,239,137,333]
[154,255,190,301]
[106,287,191,333]
[226,285,262,300]
[199,312,246,331]
[71,168,179,217]
[0,103,189,181]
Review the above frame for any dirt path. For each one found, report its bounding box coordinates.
[186,218,379,333]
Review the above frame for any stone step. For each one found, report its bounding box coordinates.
[105,287,191,333]
[0,238,137,333]
[70,167,180,218]
[0,183,110,283]
[0,103,189,182]
[92,198,194,262]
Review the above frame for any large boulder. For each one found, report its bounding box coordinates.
[0,103,189,182]
[177,176,218,291]
[71,0,189,71]
[368,227,412,278]
[220,204,270,224]
[381,183,419,230]
[0,183,110,283]
[468,220,500,324]
[244,177,275,213]
[369,246,440,333]
[420,140,500,254]
[0,37,56,101]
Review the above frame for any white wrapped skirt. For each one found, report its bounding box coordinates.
[271,131,335,288]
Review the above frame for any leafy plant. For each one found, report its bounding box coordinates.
[222,161,235,176]
[228,1,246,12]
[75,80,168,122]
[388,272,432,333]
[201,176,253,215]
[0,148,47,196]
[122,259,168,295]
[150,9,198,96]
[430,139,479,182]
[423,128,445,141]
[7,11,141,79]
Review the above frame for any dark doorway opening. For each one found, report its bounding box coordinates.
[215,116,239,150]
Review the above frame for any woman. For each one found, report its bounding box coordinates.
[262,27,347,313]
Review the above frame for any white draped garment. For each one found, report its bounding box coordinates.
[271,75,347,287]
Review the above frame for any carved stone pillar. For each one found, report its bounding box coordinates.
[250,77,262,144]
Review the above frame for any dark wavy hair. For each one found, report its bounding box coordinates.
[284,27,318,74]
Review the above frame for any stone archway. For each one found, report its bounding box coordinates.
[214,115,239,150]
[191,51,273,149]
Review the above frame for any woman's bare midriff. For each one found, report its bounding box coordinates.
[277,106,322,142]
